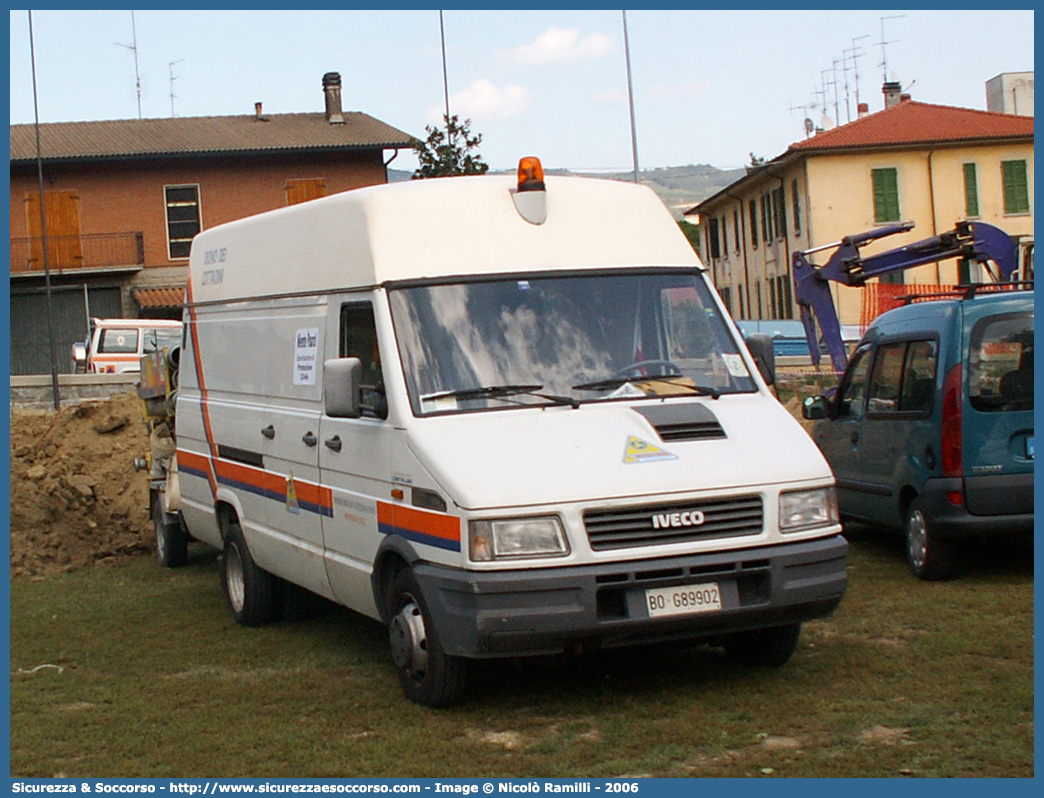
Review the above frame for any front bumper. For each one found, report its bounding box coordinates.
[415,535,847,658]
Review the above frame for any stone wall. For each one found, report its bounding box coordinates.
[10,374,139,408]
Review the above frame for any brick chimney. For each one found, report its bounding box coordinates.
[323,72,344,124]
[883,81,903,109]
[857,102,869,118]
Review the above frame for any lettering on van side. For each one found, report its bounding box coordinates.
[202,247,227,266]
[294,328,320,386]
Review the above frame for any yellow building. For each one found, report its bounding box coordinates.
[688,97,1034,326]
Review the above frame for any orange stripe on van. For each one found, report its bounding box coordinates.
[377,502,462,552]
[184,280,218,499]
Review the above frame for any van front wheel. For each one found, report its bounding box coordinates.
[387,569,468,707]
[222,521,275,626]
[905,499,954,581]
[154,497,188,568]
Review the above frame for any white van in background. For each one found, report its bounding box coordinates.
[154,159,847,706]
[73,318,182,374]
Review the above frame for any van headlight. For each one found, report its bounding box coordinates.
[779,488,839,532]
[469,517,569,561]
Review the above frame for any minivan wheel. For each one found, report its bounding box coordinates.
[222,521,275,625]
[905,499,954,581]
[387,569,468,707]
[723,622,801,668]
[154,496,188,568]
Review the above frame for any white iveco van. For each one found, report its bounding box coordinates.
[166,159,846,706]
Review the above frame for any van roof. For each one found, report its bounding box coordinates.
[92,318,182,327]
[187,174,700,304]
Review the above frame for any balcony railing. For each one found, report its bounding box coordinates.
[10,232,145,275]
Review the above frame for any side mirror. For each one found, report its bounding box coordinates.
[745,333,776,386]
[802,395,830,420]
[71,342,87,373]
[324,357,363,418]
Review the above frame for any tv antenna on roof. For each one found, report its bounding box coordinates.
[115,10,143,119]
[846,35,870,109]
[168,59,184,117]
[878,14,905,83]
[788,102,814,138]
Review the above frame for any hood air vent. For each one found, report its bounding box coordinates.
[632,403,726,442]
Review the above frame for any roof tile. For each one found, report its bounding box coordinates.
[790,100,1033,151]
[10,112,414,163]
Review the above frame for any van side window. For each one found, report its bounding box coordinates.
[868,343,905,413]
[340,302,387,419]
[867,340,938,416]
[837,346,870,419]
[98,328,139,354]
[899,340,937,413]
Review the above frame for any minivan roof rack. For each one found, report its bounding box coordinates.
[900,280,1034,305]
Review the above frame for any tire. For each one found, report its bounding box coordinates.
[222,521,275,626]
[386,569,468,707]
[724,622,802,668]
[905,498,955,581]
[153,494,188,568]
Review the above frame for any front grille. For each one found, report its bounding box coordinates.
[584,494,763,550]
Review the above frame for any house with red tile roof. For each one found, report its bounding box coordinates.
[8,72,413,375]
[686,91,1033,330]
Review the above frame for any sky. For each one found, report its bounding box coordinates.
[8,8,1036,173]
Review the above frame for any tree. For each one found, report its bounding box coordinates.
[678,220,701,257]
[411,115,490,179]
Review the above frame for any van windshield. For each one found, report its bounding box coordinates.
[388,270,756,415]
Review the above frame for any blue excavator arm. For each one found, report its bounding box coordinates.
[793,220,1018,372]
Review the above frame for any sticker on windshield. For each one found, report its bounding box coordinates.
[723,354,749,377]
[623,436,677,464]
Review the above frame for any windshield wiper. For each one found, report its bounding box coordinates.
[571,375,721,399]
[423,384,579,408]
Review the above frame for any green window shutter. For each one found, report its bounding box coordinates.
[963,163,979,217]
[872,168,900,222]
[791,179,802,233]
[1002,160,1029,214]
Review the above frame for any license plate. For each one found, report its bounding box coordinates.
[645,582,722,618]
[1027,437,1034,459]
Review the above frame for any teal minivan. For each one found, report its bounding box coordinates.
[804,288,1033,579]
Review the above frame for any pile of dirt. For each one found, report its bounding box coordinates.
[10,392,154,578]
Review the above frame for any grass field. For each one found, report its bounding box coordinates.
[9,527,1033,779]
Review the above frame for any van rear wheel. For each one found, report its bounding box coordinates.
[905,499,954,581]
[387,569,468,707]
[723,622,801,667]
[222,521,275,626]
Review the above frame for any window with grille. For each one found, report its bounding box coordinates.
[164,185,201,260]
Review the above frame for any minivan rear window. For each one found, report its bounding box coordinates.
[968,312,1033,412]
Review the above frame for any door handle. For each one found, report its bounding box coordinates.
[324,435,342,453]
[261,425,275,439]
[302,431,317,447]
